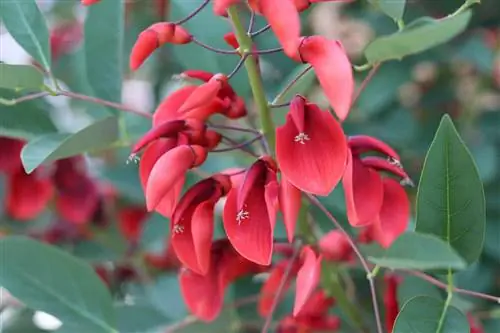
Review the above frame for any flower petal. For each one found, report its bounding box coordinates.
[213,0,240,16]
[276,101,348,196]
[299,36,353,121]
[293,246,321,316]
[131,120,185,155]
[223,186,273,265]
[348,135,401,161]
[153,86,197,125]
[319,230,353,262]
[258,261,293,316]
[279,176,302,243]
[372,178,410,248]
[342,151,384,227]
[0,137,24,173]
[178,75,226,114]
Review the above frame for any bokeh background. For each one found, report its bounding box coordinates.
[1,0,499,332]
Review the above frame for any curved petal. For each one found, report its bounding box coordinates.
[279,176,302,243]
[56,179,99,225]
[293,246,321,316]
[118,207,148,242]
[131,120,185,155]
[342,151,384,227]
[154,176,185,218]
[179,267,223,322]
[153,86,197,126]
[319,230,353,262]
[0,137,24,173]
[299,36,353,121]
[223,186,273,265]
[260,0,301,57]
[178,76,225,114]
[213,0,240,16]
[130,24,174,70]
[276,101,348,196]
[145,145,194,212]
[258,261,292,316]
[295,290,335,318]
[383,274,400,333]
[348,135,401,161]
[372,178,410,248]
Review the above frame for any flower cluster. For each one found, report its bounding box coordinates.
[118,0,413,325]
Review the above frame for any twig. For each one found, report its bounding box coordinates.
[403,270,500,304]
[306,194,384,333]
[353,63,380,106]
[192,38,239,55]
[228,54,249,79]
[272,65,313,105]
[212,134,262,153]
[247,11,256,34]
[174,0,210,25]
[0,91,50,105]
[251,24,271,37]
[220,134,259,157]
[256,47,283,55]
[208,123,261,135]
[164,315,198,333]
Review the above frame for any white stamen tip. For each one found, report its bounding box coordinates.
[294,132,310,145]
[388,156,403,168]
[236,209,250,225]
[173,224,185,235]
[126,154,140,165]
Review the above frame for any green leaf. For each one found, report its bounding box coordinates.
[21,116,120,173]
[364,11,472,64]
[140,213,170,253]
[116,302,171,333]
[368,0,406,21]
[0,236,117,333]
[0,64,44,91]
[84,0,124,107]
[397,275,443,306]
[0,90,58,140]
[416,114,486,265]
[367,232,467,270]
[393,296,469,333]
[0,1,51,71]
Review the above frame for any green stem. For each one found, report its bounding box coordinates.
[227,6,276,155]
[436,269,454,333]
[449,0,480,17]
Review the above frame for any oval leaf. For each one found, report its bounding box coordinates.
[0,236,117,333]
[364,11,472,64]
[0,1,51,71]
[394,296,469,333]
[84,0,124,106]
[416,114,485,265]
[367,232,467,270]
[368,0,406,21]
[21,116,119,173]
[0,64,44,91]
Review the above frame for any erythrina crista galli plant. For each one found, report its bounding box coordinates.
[0,0,499,332]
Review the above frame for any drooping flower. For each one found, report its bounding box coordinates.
[178,74,228,114]
[0,137,24,174]
[213,0,241,16]
[179,240,265,321]
[293,36,354,121]
[293,0,355,12]
[258,246,322,317]
[171,175,232,275]
[81,0,101,5]
[319,230,353,262]
[279,175,302,243]
[118,206,149,243]
[223,157,279,265]
[276,95,348,196]
[248,0,301,58]
[383,274,400,333]
[130,22,192,70]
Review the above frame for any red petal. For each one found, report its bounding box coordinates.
[6,169,53,221]
[293,246,321,316]
[130,24,173,70]
[0,137,24,173]
[258,261,292,316]
[131,120,185,155]
[279,176,302,243]
[348,135,401,161]
[223,186,274,265]
[153,86,197,126]
[295,290,335,318]
[145,145,194,212]
[319,230,353,262]
[179,266,223,322]
[118,207,149,242]
[56,179,99,225]
[372,178,410,248]
[276,101,348,196]
[213,0,240,16]
[299,37,354,121]
[178,75,225,114]
[342,151,384,227]
[384,274,400,333]
[260,0,301,57]
[361,156,411,181]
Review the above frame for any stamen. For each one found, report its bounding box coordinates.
[173,224,185,234]
[387,156,402,168]
[126,154,140,164]
[294,132,310,145]
[236,208,250,225]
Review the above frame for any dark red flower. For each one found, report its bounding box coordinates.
[50,23,82,61]
[178,74,228,114]
[276,95,348,196]
[223,157,279,265]
[383,274,400,333]
[171,175,232,275]
[319,230,353,262]
[118,206,149,243]
[0,137,24,174]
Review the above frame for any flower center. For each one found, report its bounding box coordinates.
[236,208,250,225]
[173,224,185,234]
[294,132,310,144]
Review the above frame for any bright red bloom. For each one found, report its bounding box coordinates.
[81,0,101,5]
[468,314,485,333]
[0,137,24,174]
[171,175,232,275]
[5,167,53,221]
[293,0,355,12]
[383,274,400,333]
[276,95,348,196]
[279,175,302,243]
[130,22,192,70]
[249,0,301,58]
[258,246,322,317]
[50,23,82,61]
[213,0,241,16]
[319,230,353,262]
[145,144,207,214]
[178,74,227,114]
[294,36,354,121]
[118,206,149,243]
[180,240,265,321]
[223,157,279,265]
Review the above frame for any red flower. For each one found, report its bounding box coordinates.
[0,137,24,174]
[249,0,301,57]
[171,175,232,275]
[258,246,322,317]
[383,274,400,333]
[276,95,348,196]
[81,0,101,5]
[319,230,353,262]
[118,206,149,243]
[180,240,265,321]
[213,0,241,16]
[294,36,354,121]
[5,167,53,221]
[50,23,82,61]
[145,144,207,214]
[223,157,279,265]
[468,313,485,333]
[130,22,192,70]
[279,175,302,243]
[178,74,228,114]
[293,0,355,12]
